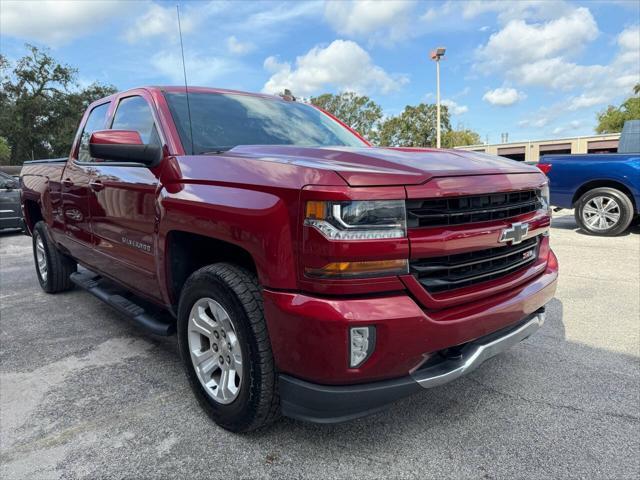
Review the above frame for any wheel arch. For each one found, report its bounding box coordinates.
[23,199,44,234]
[572,179,637,212]
[164,230,258,307]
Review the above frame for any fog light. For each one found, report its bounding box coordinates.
[350,326,375,368]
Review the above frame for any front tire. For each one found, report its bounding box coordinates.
[574,188,634,236]
[177,263,280,432]
[32,221,77,293]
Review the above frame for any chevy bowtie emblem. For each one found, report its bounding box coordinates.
[499,222,529,245]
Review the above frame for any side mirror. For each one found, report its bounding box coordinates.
[89,130,163,167]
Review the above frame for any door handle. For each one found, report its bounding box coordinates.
[62,178,74,187]
[89,180,104,191]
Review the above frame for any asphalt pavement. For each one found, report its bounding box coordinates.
[1,211,639,479]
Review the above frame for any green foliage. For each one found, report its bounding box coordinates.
[595,86,640,134]
[0,44,117,165]
[376,103,452,147]
[0,137,10,164]
[310,92,383,141]
[442,128,482,148]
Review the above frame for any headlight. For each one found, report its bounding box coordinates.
[304,200,406,240]
[538,184,550,211]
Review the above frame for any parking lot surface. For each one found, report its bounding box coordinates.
[1,212,639,479]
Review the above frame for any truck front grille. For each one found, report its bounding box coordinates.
[410,236,539,294]
[406,190,541,228]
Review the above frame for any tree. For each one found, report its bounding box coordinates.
[0,137,10,164]
[376,103,451,147]
[310,92,382,141]
[0,45,117,165]
[442,128,482,148]
[595,86,640,134]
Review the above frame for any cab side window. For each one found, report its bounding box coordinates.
[77,102,110,162]
[111,96,160,146]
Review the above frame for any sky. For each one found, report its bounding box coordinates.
[1,0,639,144]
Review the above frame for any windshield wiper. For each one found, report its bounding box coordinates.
[199,146,234,154]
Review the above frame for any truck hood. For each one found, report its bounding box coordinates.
[224,145,541,186]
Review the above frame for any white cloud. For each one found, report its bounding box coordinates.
[461,0,574,23]
[442,99,468,115]
[324,1,416,44]
[474,4,639,127]
[0,0,123,46]
[518,117,549,129]
[483,88,526,106]
[552,120,582,135]
[261,40,408,96]
[124,3,195,44]
[567,93,609,111]
[150,50,238,86]
[475,7,598,75]
[226,36,255,56]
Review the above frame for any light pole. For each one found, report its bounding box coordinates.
[430,47,446,148]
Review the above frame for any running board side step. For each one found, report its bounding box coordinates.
[70,271,175,336]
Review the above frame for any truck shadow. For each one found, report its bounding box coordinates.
[239,297,638,475]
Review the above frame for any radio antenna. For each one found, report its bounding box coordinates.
[176,5,194,155]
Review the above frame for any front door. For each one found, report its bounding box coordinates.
[88,95,163,299]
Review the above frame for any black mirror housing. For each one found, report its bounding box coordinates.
[89,143,163,167]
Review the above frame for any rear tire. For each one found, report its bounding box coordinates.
[177,263,280,432]
[574,188,634,236]
[32,221,77,293]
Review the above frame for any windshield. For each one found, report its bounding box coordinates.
[164,92,366,154]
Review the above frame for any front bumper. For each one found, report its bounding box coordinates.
[280,308,546,423]
[263,250,558,385]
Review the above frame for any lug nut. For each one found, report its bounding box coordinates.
[212,343,218,352]
[214,331,219,339]
[226,355,231,364]
[221,330,226,338]
[219,356,224,364]
[227,343,231,349]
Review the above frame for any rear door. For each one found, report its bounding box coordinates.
[59,102,110,262]
[88,93,164,300]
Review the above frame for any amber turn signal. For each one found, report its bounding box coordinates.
[305,201,327,220]
[305,259,409,278]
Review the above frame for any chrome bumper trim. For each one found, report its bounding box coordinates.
[411,311,545,389]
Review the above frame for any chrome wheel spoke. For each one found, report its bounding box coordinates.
[192,349,216,373]
[583,206,598,215]
[598,216,608,229]
[586,215,600,227]
[191,314,214,337]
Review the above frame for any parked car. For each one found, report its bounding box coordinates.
[20,86,557,431]
[538,120,640,236]
[0,170,23,231]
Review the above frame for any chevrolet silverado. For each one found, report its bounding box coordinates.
[20,86,558,431]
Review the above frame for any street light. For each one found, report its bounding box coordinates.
[430,47,446,148]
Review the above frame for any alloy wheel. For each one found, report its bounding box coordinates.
[35,233,48,282]
[582,196,621,231]
[187,297,243,404]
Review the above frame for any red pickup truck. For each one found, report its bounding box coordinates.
[20,86,557,432]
